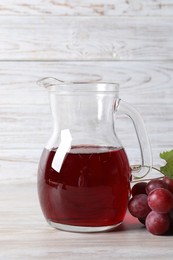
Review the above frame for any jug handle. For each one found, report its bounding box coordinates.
[116,99,152,179]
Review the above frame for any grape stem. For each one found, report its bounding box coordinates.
[149,166,162,173]
[131,165,164,183]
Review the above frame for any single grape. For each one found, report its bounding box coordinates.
[131,182,147,196]
[146,211,170,235]
[128,194,151,218]
[148,188,173,214]
[145,179,167,195]
[162,176,173,194]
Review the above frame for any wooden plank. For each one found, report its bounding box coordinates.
[0,61,172,105]
[0,0,173,16]
[0,16,173,60]
[0,61,172,174]
[0,149,39,182]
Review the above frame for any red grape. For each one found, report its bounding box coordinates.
[162,176,173,194]
[131,182,147,196]
[128,194,151,218]
[128,177,173,235]
[145,179,166,195]
[146,211,170,235]
[148,188,173,214]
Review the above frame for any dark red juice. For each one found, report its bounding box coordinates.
[38,146,131,227]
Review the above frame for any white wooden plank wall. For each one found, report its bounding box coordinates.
[0,1,172,182]
[0,0,172,16]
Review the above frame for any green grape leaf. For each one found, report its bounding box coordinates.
[160,150,173,179]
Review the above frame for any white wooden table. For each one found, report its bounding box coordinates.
[1,180,173,260]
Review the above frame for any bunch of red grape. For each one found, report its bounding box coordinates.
[128,176,173,235]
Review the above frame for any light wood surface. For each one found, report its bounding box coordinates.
[0,16,173,60]
[0,0,172,16]
[0,181,173,260]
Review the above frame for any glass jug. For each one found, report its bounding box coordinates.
[37,78,152,232]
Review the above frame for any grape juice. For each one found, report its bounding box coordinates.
[38,146,131,229]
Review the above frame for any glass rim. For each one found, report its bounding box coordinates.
[37,77,119,92]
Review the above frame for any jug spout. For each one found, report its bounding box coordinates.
[37,77,64,88]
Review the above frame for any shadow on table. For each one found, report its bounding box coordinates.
[112,212,144,232]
